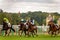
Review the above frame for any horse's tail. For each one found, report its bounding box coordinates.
[11,25,15,32]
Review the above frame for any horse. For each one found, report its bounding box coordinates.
[0,21,15,36]
[18,22,27,36]
[26,21,37,37]
[56,25,60,34]
[48,21,59,36]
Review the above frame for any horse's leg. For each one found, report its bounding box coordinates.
[7,29,11,36]
[18,30,20,36]
[18,29,22,36]
[11,27,15,32]
[9,29,11,35]
[34,29,38,36]
[5,30,7,36]
[48,29,51,34]
[11,27,16,35]
[51,31,53,37]
[57,27,60,34]
[21,30,23,36]
[31,31,34,37]
[27,30,30,37]
[54,31,57,37]
[24,30,26,36]
[48,31,50,34]
[57,29,60,34]
[55,32,56,36]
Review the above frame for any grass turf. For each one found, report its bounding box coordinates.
[0,34,60,40]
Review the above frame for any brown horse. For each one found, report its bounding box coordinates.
[48,21,59,36]
[1,21,11,36]
[26,21,37,37]
[18,22,27,36]
[18,21,37,37]
[1,21,15,36]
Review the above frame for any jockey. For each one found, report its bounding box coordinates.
[48,17,54,23]
[3,18,11,27]
[30,18,35,25]
[20,19,25,24]
[3,18,9,23]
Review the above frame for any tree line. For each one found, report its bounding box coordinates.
[0,10,60,25]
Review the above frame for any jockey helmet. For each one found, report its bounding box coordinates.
[3,18,9,23]
[21,19,24,21]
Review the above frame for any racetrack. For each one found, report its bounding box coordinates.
[0,25,60,40]
[0,34,60,40]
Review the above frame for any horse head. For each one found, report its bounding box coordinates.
[48,21,54,26]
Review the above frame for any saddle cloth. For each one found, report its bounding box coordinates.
[26,25,28,29]
[8,23,11,27]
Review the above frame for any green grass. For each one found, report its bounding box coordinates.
[0,34,60,40]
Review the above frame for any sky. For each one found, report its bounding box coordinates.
[0,0,60,13]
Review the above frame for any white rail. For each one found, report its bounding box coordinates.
[0,25,49,32]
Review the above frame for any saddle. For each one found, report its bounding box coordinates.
[26,25,28,29]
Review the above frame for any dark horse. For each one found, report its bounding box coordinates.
[26,21,37,37]
[18,22,27,36]
[18,21,37,37]
[48,21,60,36]
[1,21,15,36]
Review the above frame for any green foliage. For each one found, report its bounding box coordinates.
[0,11,60,25]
